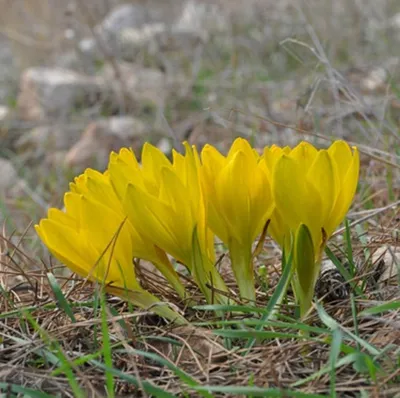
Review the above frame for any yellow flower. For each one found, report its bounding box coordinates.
[72,168,186,298]
[201,138,274,301]
[36,170,185,322]
[265,140,359,316]
[109,143,228,304]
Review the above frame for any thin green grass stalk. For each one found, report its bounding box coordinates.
[325,246,364,296]
[359,300,400,316]
[329,328,343,398]
[52,348,105,377]
[192,385,327,397]
[316,303,381,356]
[194,304,266,314]
[101,293,115,398]
[21,309,85,397]
[5,333,60,367]
[193,319,327,335]
[0,197,16,231]
[91,360,176,398]
[244,248,294,353]
[93,288,101,351]
[47,273,76,323]
[344,218,356,275]
[0,383,54,398]
[111,348,213,398]
[109,305,129,335]
[213,329,321,341]
[291,353,360,388]
[350,293,361,352]
[0,283,15,310]
[386,164,395,202]
[354,223,372,293]
[0,300,101,320]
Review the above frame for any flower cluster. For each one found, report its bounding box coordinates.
[36,139,359,321]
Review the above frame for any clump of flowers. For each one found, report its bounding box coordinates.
[36,138,359,322]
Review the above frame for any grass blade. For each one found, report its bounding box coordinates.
[244,249,293,352]
[329,328,343,398]
[100,293,115,398]
[192,385,326,397]
[47,273,76,323]
[91,360,176,398]
[359,300,400,316]
[0,383,55,398]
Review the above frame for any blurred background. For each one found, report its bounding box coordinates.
[0,0,399,240]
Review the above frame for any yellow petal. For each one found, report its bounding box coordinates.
[273,154,323,253]
[108,148,142,200]
[325,146,359,235]
[307,150,336,225]
[47,208,77,229]
[268,208,288,249]
[35,219,97,277]
[141,143,172,195]
[228,137,258,162]
[124,183,188,265]
[289,141,318,173]
[328,140,353,182]
[215,151,250,243]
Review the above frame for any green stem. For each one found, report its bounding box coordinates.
[106,286,187,324]
[191,228,229,304]
[229,239,255,302]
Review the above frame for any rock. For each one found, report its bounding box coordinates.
[0,157,27,198]
[119,23,206,58]
[64,116,148,171]
[79,1,184,60]
[15,123,85,157]
[0,157,19,192]
[17,67,105,121]
[371,245,399,286]
[99,4,148,36]
[175,0,228,34]
[101,62,169,109]
[0,106,10,121]
[45,150,69,169]
[0,38,18,104]
[157,137,172,155]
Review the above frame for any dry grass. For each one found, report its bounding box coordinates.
[0,226,399,396]
[0,0,400,396]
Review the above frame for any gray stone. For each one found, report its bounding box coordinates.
[78,1,186,61]
[17,67,105,121]
[101,62,167,107]
[0,38,18,104]
[175,0,228,33]
[0,157,19,192]
[64,116,149,172]
[119,23,206,58]
[15,123,85,157]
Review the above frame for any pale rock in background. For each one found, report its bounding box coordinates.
[64,116,148,171]
[17,67,105,121]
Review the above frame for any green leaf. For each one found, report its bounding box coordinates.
[294,224,316,317]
